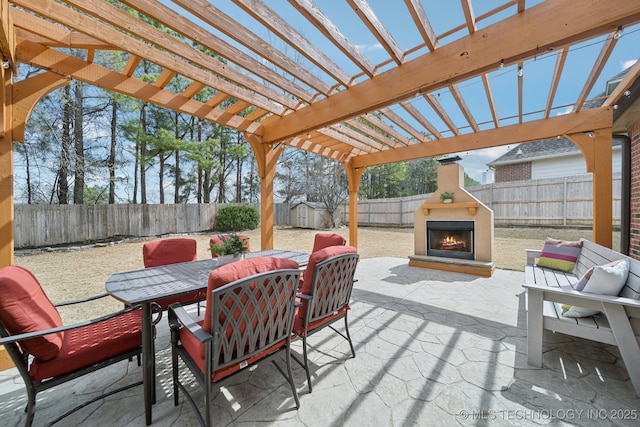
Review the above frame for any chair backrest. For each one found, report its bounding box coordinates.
[205,258,300,375]
[0,266,63,361]
[203,257,299,334]
[209,234,251,257]
[143,238,197,268]
[295,246,359,333]
[311,233,346,254]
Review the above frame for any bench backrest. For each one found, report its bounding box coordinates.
[576,239,640,300]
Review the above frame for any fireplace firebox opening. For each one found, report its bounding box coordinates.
[426,220,475,260]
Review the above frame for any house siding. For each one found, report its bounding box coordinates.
[494,162,531,183]
[629,118,640,260]
[531,154,587,179]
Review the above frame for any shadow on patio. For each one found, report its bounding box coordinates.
[0,257,637,426]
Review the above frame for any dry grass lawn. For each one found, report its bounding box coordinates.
[14,226,617,324]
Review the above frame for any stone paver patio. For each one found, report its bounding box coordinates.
[1,257,637,426]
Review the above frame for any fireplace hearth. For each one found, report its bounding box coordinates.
[427,220,474,260]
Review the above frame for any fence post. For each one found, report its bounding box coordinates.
[399,198,403,226]
[563,177,568,226]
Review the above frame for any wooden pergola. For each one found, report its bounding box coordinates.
[1,0,640,267]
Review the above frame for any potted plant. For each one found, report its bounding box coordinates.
[209,232,249,265]
[440,192,454,203]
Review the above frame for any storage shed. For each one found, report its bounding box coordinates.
[290,202,329,229]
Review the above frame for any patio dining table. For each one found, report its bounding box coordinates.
[105,249,309,426]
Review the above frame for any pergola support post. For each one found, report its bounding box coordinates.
[567,128,614,248]
[0,71,69,267]
[245,134,283,250]
[0,68,12,268]
[344,163,364,248]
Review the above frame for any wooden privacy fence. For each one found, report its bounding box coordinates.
[341,174,622,229]
[15,204,219,249]
[14,174,621,248]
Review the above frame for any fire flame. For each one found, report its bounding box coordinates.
[439,235,467,250]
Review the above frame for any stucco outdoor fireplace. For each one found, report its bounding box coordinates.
[409,160,495,276]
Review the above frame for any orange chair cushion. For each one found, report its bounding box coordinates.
[142,238,197,268]
[29,309,142,381]
[180,323,287,381]
[202,257,299,333]
[209,234,251,257]
[311,233,346,253]
[294,245,357,334]
[0,266,63,361]
[181,256,299,369]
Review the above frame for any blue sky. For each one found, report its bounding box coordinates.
[187,0,638,183]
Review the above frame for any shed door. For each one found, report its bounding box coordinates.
[297,205,308,228]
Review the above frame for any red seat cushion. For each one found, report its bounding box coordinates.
[29,309,143,381]
[311,233,346,254]
[209,234,251,257]
[0,266,63,361]
[142,238,197,268]
[180,320,287,381]
[180,257,299,370]
[143,238,201,308]
[294,245,357,335]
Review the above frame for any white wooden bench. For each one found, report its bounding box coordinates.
[523,238,640,397]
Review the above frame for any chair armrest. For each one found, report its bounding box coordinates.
[168,303,212,344]
[526,249,542,266]
[0,305,142,346]
[54,292,111,307]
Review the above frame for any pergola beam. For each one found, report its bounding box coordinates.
[351,106,614,169]
[261,0,640,143]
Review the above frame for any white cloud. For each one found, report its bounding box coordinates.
[621,59,638,71]
[555,106,573,116]
[355,43,383,53]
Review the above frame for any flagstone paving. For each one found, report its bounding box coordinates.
[1,257,637,426]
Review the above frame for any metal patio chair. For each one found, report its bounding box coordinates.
[292,245,359,392]
[311,232,346,253]
[0,265,145,427]
[168,256,301,426]
[143,238,206,313]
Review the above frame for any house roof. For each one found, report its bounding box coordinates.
[291,201,326,210]
[488,65,633,168]
[488,136,623,167]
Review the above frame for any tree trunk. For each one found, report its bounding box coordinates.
[196,120,203,203]
[108,99,117,204]
[24,146,32,204]
[235,132,243,203]
[140,103,147,204]
[174,114,180,204]
[73,80,84,204]
[159,153,165,204]
[57,85,71,204]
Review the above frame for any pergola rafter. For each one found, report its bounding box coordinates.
[0,0,639,266]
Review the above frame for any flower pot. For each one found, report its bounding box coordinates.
[443,199,453,204]
[216,253,244,266]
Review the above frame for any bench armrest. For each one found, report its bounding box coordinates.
[526,249,541,266]
[524,282,640,314]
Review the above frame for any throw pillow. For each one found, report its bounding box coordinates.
[536,238,583,272]
[563,258,630,318]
